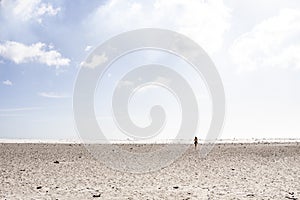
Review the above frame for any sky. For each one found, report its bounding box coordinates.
[0,0,299,141]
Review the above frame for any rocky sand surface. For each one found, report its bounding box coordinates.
[0,143,299,199]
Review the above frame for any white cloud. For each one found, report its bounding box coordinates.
[0,41,70,67]
[230,8,300,72]
[2,80,12,86]
[38,92,69,99]
[84,45,93,52]
[80,53,108,69]
[86,0,231,54]
[1,0,60,23]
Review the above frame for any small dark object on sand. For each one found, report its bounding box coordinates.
[173,186,179,189]
[93,194,101,198]
[36,186,42,189]
[285,196,297,200]
[54,161,59,164]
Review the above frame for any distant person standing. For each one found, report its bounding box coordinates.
[194,136,198,150]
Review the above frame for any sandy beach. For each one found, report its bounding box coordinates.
[1,142,299,199]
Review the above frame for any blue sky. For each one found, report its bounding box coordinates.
[0,0,300,140]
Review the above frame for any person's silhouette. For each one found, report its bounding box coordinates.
[194,136,198,150]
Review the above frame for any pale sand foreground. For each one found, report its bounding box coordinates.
[0,143,300,199]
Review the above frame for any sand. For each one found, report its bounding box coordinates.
[0,142,299,199]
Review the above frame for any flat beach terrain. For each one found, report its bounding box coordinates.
[1,142,299,199]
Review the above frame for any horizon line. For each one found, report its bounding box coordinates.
[0,138,300,144]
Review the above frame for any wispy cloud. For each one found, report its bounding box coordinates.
[0,107,41,112]
[0,114,24,117]
[38,92,69,99]
[1,0,61,23]
[2,80,12,86]
[0,41,70,68]
[230,8,300,72]
[86,0,231,54]
[117,80,135,88]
